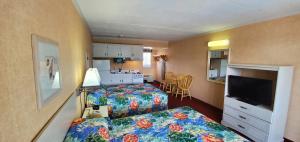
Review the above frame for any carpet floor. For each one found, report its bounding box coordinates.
[151,81,222,122]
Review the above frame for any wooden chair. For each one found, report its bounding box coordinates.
[165,74,177,94]
[159,72,174,90]
[176,75,193,101]
[171,74,185,95]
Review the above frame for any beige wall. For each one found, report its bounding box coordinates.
[93,37,168,80]
[0,0,91,141]
[168,14,300,141]
[169,39,225,108]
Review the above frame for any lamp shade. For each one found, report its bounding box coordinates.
[82,68,101,87]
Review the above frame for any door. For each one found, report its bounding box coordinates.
[107,44,121,57]
[122,74,133,84]
[109,74,118,84]
[120,45,132,58]
[93,43,108,57]
[131,45,143,60]
[99,71,111,85]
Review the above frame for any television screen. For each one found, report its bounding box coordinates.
[228,75,273,107]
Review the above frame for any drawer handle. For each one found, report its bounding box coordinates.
[238,124,245,129]
[239,115,246,120]
[240,106,247,109]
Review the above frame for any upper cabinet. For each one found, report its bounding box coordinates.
[93,43,143,60]
[107,44,121,57]
[131,45,143,60]
[93,43,109,57]
[119,45,132,58]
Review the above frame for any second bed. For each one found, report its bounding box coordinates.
[87,83,168,119]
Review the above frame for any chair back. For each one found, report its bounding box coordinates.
[179,75,193,89]
[165,72,174,80]
[176,74,185,85]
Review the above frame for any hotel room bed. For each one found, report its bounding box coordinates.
[64,106,249,142]
[87,83,168,119]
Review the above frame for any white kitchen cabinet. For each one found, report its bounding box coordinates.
[99,73,138,85]
[93,43,108,57]
[131,45,143,60]
[99,71,112,84]
[93,43,143,59]
[122,74,133,84]
[107,44,121,57]
[109,74,120,84]
[108,44,132,58]
[120,45,132,58]
[111,74,133,84]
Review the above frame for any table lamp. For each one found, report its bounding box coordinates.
[81,68,101,107]
[82,68,101,87]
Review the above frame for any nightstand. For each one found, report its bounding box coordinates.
[82,106,108,119]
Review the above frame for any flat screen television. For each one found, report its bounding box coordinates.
[228,75,273,107]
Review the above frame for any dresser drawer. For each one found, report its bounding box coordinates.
[224,97,272,122]
[224,106,270,132]
[222,114,268,142]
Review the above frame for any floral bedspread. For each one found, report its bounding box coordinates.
[64,107,249,142]
[87,83,168,119]
[110,106,249,142]
[64,118,110,142]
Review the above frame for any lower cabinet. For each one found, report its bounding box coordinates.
[99,71,112,84]
[222,114,268,142]
[111,74,133,84]
[222,97,272,142]
[100,73,140,85]
[110,74,122,84]
[122,74,133,84]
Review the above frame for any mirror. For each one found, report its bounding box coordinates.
[207,49,229,84]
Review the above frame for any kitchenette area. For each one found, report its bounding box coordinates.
[92,43,145,85]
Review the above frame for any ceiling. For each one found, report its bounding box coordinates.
[75,0,300,41]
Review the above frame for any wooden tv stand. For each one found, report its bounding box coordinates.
[222,64,294,142]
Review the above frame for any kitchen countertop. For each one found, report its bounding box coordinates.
[110,72,142,74]
[110,70,142,74]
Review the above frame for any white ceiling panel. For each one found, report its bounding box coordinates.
[75,0,300,41]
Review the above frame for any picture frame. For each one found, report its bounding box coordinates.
[32,34,62,109]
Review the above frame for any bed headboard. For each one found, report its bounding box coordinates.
[33,91,83,142]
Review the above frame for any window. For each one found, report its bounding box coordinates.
[143,48,152,68]
[143,52,151,68]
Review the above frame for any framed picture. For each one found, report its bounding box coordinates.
[32,34,62,109]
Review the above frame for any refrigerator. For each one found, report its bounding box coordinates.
[93,60,110,71]
[93,60,111,84]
